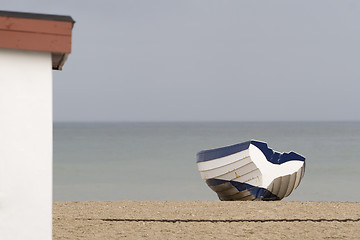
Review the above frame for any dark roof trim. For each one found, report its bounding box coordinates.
[0,10,75,23]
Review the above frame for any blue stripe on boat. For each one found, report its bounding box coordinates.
[250,141,305,164]
[197,141,251,162]
[206,179,280,201]
[197,140,305,164]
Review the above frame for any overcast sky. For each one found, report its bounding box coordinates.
[3,1,360,122]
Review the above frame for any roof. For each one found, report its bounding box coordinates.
[0,10,75,70]
[0,10,75,22]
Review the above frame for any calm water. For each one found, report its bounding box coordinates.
[53,122,360,202]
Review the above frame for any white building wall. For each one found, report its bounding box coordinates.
[0,48,52,240]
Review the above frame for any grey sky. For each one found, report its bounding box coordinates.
[3,1,360,122]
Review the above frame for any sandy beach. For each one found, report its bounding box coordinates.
[53,201,360,239]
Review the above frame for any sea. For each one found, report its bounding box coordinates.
[53,122,360,202]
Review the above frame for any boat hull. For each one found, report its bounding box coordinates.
[197,140,305,201]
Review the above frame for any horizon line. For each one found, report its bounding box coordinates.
[53,120,360,123]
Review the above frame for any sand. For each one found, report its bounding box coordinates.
[53,201,360,239]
